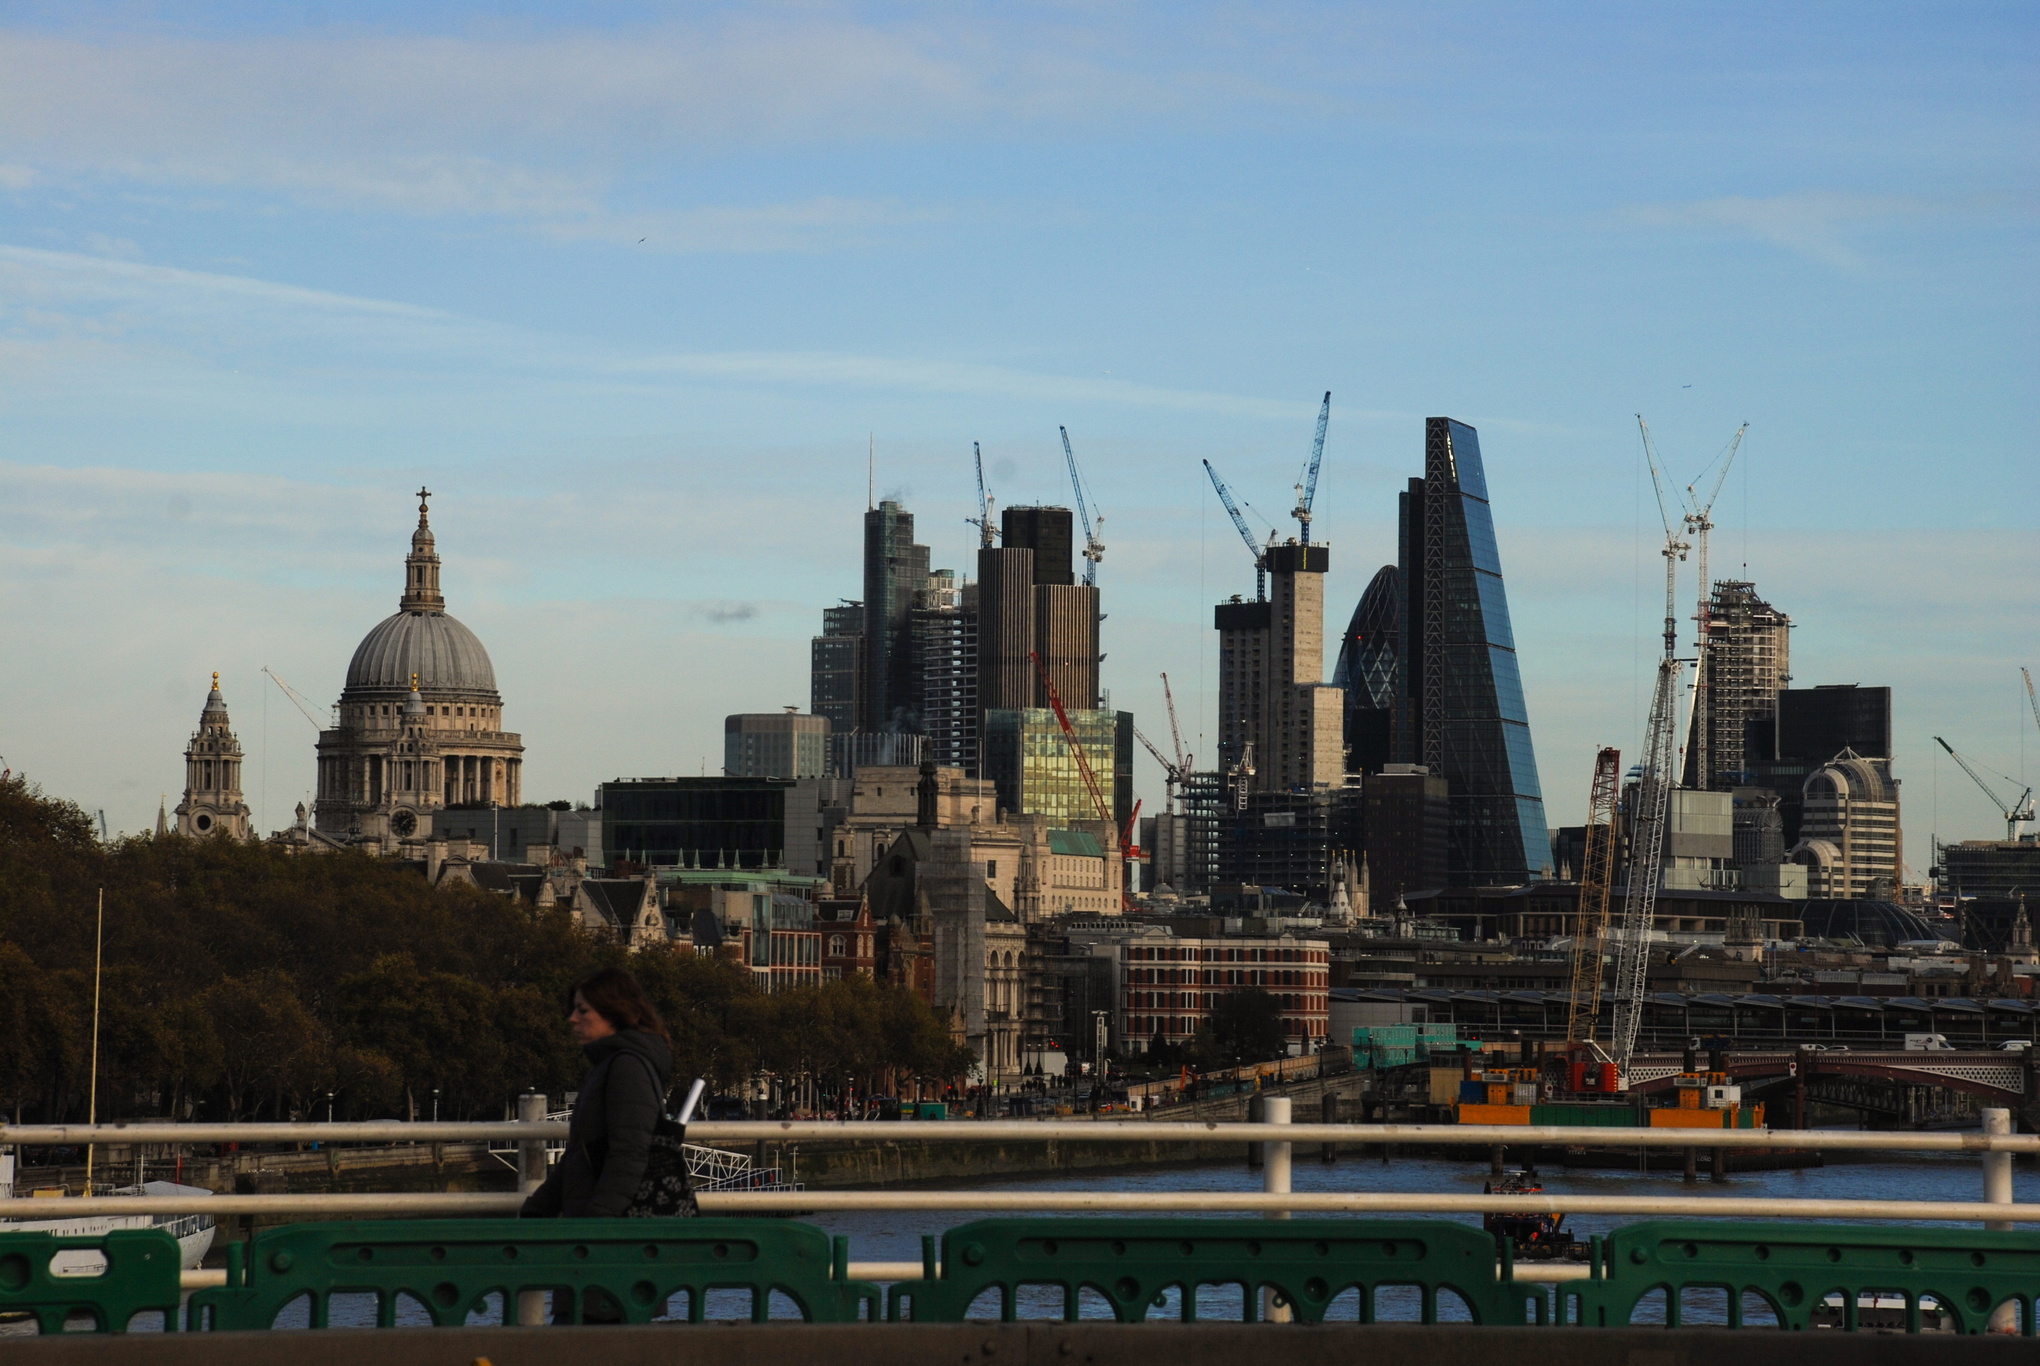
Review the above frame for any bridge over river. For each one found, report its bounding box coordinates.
[3,1110,2037,1356]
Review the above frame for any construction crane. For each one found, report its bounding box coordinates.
[1120,797,1145,870]
[1564,747,1622,1048]
[1203,459,1266,600]
[1292,390,1331,545]
[1677,422,1747,789]
[1058,427,1105,587]
[1030,649,1131,910]
[1133,726,1185,814]
[1934,736,2035,841]
[1611,417,1692,1073]
[966,441,996,548]
[1161,672,1191,793]
[2025,668,2040,739]
[263,666,331,730]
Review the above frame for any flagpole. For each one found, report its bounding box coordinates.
[85,887,104,1191]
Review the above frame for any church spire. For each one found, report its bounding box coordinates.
[400,486,444,613]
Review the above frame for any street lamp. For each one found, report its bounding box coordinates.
[432,1088,441,1123]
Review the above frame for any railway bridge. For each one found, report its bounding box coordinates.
[1626,1048,2040,1130]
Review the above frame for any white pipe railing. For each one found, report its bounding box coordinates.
[6,1119,2036,1152]
[691,1189,2040,1223]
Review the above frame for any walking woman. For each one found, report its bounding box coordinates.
[520,967,673,1220]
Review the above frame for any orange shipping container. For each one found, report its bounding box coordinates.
[1456,1103,1533,1125]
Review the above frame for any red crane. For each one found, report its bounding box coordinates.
[1030,650,1133,911]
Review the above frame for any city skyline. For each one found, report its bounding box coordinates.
[1,4,2032,874]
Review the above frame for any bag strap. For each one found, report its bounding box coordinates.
[618,1050,674,1119]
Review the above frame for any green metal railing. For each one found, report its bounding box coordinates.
[886,1217,1529,1324]
[183,1218,881,1328]
[8,1217,2035,1336]
[0,1228,184,1334]
[1566,1220,2037,1334]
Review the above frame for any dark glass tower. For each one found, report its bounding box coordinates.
[861,500,931,732]
[1396,418,1549,884]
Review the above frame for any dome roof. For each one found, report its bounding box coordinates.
[344,609,498,698]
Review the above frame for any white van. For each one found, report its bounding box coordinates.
[1904,1033,1951,1052]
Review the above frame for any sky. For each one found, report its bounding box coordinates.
[1,2,2033,877]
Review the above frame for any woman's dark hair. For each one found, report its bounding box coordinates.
[569,967,670,1043]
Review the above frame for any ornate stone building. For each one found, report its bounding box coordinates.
[315,491,524,853]
[174,673,251,839]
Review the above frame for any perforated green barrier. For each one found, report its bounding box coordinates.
[186,1218,880,1329]
[887,1218,1529,1324]
[0,1228,184,1334]
[1570,1221,2039,1334]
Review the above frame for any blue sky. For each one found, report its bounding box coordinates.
[1,2,2033,873]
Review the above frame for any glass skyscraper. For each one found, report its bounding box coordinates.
[1395,418,1549,884]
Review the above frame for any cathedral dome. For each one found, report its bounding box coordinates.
[344,610,498,698]
[337,489,500,701]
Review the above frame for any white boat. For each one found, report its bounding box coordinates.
[1,1153,216,1274]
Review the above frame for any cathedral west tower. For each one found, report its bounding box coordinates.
[314,490,523,852]
[175,673,251,839]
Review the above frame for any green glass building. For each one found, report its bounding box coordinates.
[982,707,1134,829]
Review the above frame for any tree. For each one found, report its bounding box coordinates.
[1202,988,1288,1064]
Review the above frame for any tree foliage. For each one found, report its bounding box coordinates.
[0,774,969,1121]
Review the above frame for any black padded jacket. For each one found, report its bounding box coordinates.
[519,1029,672,1219]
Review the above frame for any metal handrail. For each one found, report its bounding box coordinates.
[4,1187,2033,1224]
[693,1189,2040,1223]
[5,1119,2036,1152]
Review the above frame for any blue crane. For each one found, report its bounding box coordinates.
[1203,459,1266,601]
[1292,390,1331,545]
[966,441,996,548]
[1059,426,1105,586]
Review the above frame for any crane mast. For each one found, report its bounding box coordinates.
[1058,427,1105,587]
[1202,459,1266,600]
[1565,746,1623,1046]
[1292,390,1331,545]
[1612,417,1690,1071]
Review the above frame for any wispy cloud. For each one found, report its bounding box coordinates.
[0,243,1301,417]
[0,18,1283,236]
[1624,191,1935,267]
[540,196,947,253]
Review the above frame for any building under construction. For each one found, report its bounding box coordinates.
[1683,580,1791,790]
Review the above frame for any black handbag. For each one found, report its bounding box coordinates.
[617,1055,697,1218]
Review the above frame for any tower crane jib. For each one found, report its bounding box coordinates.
[1203,460,1266,601]
[1058,426,1105,587]
[1292,390,1331,546]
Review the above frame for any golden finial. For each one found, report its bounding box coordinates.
[211,671,219,691]
[416,486,431,520]
[411,671,420,691]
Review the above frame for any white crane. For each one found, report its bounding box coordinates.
[263,666,332,730]
[1934,736,2035,842]
[1611,417,1691,1072]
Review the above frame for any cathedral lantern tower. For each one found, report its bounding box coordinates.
[315,490,523,853]
[176,673,252,839]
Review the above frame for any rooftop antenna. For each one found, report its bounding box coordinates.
[868,434,874,511]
